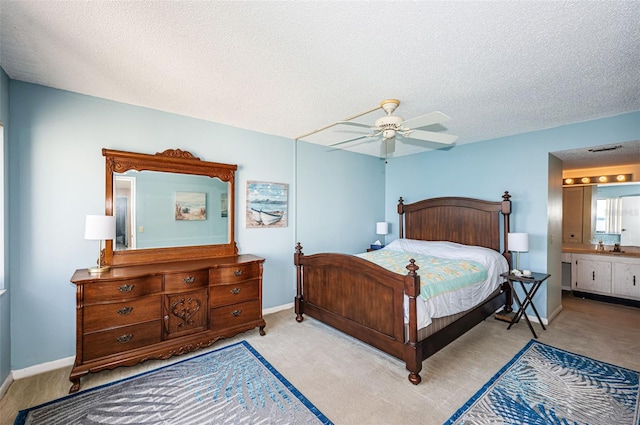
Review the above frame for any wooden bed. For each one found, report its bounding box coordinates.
[294,191,514,384]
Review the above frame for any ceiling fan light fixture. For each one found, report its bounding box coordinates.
[382,129,396,139]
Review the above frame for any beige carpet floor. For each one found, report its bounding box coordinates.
[1,292,639,424]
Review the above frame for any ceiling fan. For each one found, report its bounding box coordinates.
[296,99,458,157]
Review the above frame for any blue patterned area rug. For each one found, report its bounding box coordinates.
[446,340,640,425]
[15,341,332,425]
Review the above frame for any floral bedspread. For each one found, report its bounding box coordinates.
[356,249,488,301]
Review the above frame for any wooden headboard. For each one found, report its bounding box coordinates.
[397,191,512,263]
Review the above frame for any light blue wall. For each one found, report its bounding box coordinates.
[385,111,640,318]
[5,77,639,374]
[7,82,305,370]
[0,67,10,386]
[295,141,385,254]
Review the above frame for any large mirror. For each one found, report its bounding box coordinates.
[595,183,640,247]
[104,148,238,266]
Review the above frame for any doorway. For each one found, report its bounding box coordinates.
[115,176,136,249]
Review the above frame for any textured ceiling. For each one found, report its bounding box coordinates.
[1,1,639,161]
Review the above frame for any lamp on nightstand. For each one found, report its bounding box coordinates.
[370,222,389,250]
[508,232,529,271]
[85,215,116,274]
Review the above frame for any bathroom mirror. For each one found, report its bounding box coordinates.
[595,184,640,247]
[103,148,238,266]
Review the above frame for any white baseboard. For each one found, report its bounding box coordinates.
[527,314,548,326]
[0,372,13,399]
[546,302,563,324]
[264,302,293,315]
[7,303,293,382]
[11,356,75,380]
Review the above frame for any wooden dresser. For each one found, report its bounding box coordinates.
[69,254,265,392]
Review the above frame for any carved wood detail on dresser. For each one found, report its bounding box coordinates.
[69,255,265,393]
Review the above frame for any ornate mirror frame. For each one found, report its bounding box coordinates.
[103,148,238,267]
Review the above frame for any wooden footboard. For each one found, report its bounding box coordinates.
[294,243,424,383]
[294,192,512,384]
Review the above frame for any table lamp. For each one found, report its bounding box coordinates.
[85,215,116,273]
[376,221,389,236]
[371,222,389,250]
[507,232,529,271]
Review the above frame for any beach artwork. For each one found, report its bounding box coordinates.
[246,181,287,228]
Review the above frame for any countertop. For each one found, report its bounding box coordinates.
[562,244,640,258]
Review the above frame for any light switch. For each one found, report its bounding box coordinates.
[139,226,144,233]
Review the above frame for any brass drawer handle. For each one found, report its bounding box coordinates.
[183,276,195,284]
[118,284,134,293]
[230,288,241,295]
[231,309,242,317]
[117,334,133,343]
[117,307,133,315]
[233,269,243,276]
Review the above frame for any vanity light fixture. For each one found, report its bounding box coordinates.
[563,174,632,186]
[85,215,116,273]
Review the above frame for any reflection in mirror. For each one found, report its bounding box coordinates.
[596,184,640,247]
[103,148,238,267]
[114,171,230,250]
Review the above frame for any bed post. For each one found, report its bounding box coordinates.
[294,243,305,322]
[500,191,513,314]
[397,197,405,239]
[403,259,422,385]
[501,191,512,265]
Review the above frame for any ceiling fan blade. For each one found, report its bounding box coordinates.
[295,104,382,140]
[401,111,451,130]
[380,138,396,157]
[336,121,374,129]
[387,138,396,154]
[329,134,372,148]
[404,129,458,145]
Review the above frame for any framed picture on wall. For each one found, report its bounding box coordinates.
[246,181,288,228]
[175,191,206,221]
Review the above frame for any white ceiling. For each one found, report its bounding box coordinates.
[1,1,639,161]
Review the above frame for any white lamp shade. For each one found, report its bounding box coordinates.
[376,222,389,235]
[508,232,529,252]
[85,215,116,241]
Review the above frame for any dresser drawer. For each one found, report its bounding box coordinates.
[83,296,161,333]
[209,280,259,308]
[210,300,261,329]
[84,276,163,303]
[83,320,161,361]
[210,262,261,284]
[164,270,209,292]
